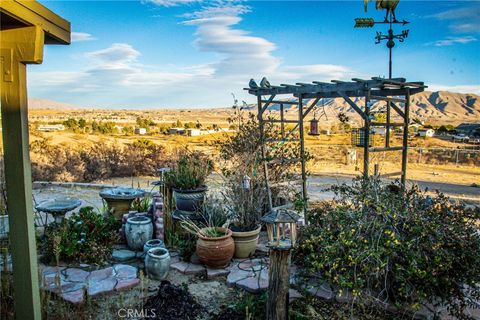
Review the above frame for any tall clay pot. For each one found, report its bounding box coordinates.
[231,225,262,258]
[196,227,234,268]
[125,216,153,251]
[145,247,171,280]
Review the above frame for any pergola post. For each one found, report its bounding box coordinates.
[1,26,45,320]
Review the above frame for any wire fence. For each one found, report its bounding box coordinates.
[307,145,480,167]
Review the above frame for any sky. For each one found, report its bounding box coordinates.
[30,0,480,108]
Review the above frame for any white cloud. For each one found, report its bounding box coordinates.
[71,32,96,42]
[429,36,477,47]
[144,0,199,7]
[28,2,352,107]
[428,5,480,34]
[428,84,480,95]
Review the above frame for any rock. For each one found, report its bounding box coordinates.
[305,284,334,300]
[63,268,89,283]
[190,253,201,265]
[226,266,254,287]
[87,277,117,296]
[170,262,205,275]
[115,278,140,291]
[112,249,136,262]
[88,267,115,282]
[236,275,269,293]
[40,265,65,276]
[206,267,230,279]
[289,289,303,302]
[113,264,137,280]
[46,280,85,294]
[237,258,266,272]
[60,288,85,304]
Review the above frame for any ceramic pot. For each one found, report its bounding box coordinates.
[0,215,9,240]
[231,225,262,258]
[172,187,207,212]
[143,239,165,253]
[145,247,170,280]
[105,199,135,221]
[125,216,153,251]
[196,227,234,268]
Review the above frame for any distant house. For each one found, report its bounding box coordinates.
[37,124,65,132]
[186,128,201,136]
[168,127,185,135]
[418,128,435,138]
[135,128,147,135]
[456,123,480,136]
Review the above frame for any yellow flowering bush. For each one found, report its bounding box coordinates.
[294,177,480,318]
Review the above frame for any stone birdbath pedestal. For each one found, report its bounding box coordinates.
[36,198,82,225]
[100,187,145,221]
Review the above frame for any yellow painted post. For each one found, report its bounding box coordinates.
[1,26,45,320]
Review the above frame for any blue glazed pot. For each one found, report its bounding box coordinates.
[145,247,170,280]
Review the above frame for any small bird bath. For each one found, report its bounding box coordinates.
[100,187,146,221]
[36,198,82,224]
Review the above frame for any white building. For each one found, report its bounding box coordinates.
[37,124,65,132]
[418,128,435,137]
[186,128,201,136]
[134,128,147,135]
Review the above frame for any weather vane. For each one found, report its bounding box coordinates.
[355,0,410,79]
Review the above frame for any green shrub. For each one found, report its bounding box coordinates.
[164,151,213,190]
[43,207,119,264]
[295,177,480,318]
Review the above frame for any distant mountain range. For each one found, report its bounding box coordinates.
[267,91,480,125]
[29,91,480,124]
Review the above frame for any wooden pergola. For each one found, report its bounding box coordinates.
[245,77,426,222]
[0,1,70,319]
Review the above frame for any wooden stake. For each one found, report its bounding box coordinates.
[267,248,291,320]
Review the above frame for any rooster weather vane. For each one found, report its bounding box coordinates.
[355,0,410,79]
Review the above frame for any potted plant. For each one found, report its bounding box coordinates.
[165,151,213,213]
[223,173,266,259]
[181,200,234,268]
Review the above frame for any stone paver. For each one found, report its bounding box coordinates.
[88,267,115,282]
[206,267,230,279]
[63,268,89,282]
[41,264,140,304]
[87,277,117,296]
[60,288,84,305]
[113,264,137,280]
[170,261,205,275]
[112,249,136,262]
[115,278,141,291]
[289,288,303,302]
[226,266,255,287]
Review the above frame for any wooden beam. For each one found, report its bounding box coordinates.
[260,94,276,115]
[338,92,367,120]
[1,26,44,320]
[0,0,71,44]
[390,101,406,119]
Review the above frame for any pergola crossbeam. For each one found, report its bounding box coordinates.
[246,76,425,225]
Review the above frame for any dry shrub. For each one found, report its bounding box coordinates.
[30,138,166,182]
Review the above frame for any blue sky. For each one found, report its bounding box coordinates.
[31,0,480,108]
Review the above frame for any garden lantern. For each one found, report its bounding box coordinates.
[242,175,251,190]
[261,208,300,250]
[308,117,320,136]
[261,207,301,319]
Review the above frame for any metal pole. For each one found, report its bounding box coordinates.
[363,92,371,179]
[298,95,308,223]
[401,89,410,186]
[258,95,273,211]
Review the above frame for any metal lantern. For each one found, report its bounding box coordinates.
[261,208,300,249]
[308,117,320,136]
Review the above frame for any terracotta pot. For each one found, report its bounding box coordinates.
[172,187,207,212]
[196,227,234,268]
[231,225,262,258]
